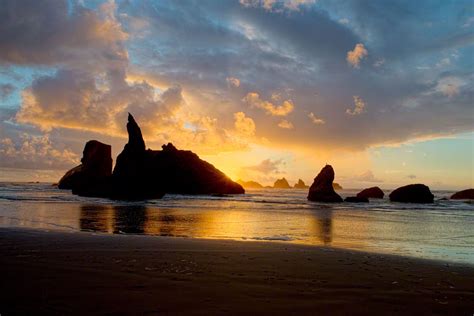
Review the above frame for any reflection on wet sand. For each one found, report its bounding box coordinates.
[80,205,115,233]
[312,209,333,245]
[78,204,338,247]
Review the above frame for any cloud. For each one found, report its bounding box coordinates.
[243,158,285,174]
[0,0,128,67]
[462,17,474,28]
[407,174,417,179]
[432,76,466,97]
[0,84,14,99]
[278,119,294,129]
[7,1,252,156]
[354,170,383,183]
[339,18,349,25]
[373,58,385,67]
[346,43,368,68]
[308,112,325,124]
[243,92,294,116]
[0,134,78,170]
[226,77,241,88]
[234,112,256,136]
[435,57,451,68]
[346,96,366,116]
[239,0,316,12]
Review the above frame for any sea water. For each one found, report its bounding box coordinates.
[0,182,473,264]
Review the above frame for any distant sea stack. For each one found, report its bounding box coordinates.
[307,165,343,202]
[357,187,384,199]
[59,113,244,199]
[389,184,434,203]
[237,179,264,189]
[274,178,291,189]
[294,179,308,189]
[333,182,343,190]
[450,189,474,200]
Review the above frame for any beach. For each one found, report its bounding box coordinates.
[1,228,473,315]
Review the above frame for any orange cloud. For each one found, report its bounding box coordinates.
[278,119,294,129]
[347,43,368,68]
[243,92,294,116]
[308,112,325,125]
[346,96,366,115]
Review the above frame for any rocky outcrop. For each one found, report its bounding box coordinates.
[294,179,308,189]
[357,186,384,199]
[333,182,343,190]
[389,184,434,203]
[274,178,291,189]
[237,180,264,189]
[450,189,474,200]
[307,165,343,202]
[344,196,369,203]
[58,140,112,197]
[59,113,244,199]
[138,142,244,195]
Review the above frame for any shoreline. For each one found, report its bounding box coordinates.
[1,228,473,315]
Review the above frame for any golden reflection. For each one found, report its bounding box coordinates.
[312,209,333,245]
[74,203,367,251]
[80,205,115,233]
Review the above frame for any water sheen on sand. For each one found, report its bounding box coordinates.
[0,182,473,264]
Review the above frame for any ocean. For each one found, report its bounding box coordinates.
[0,182,473,264]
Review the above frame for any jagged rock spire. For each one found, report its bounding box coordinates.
[126,113,145,152]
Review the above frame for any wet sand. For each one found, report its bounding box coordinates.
[1,228,473,315]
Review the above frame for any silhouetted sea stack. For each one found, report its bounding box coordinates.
[274,178,291,189]
[58,113,244,199]
[344,196,369,203]
[357,186,384,199]
[237,180,264,189]
[307,165,343,202]
[450,189,474,200]
[294,179,308,189]
[58,140,112,197]
[389,184,434,203]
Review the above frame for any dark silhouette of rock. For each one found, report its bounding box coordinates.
[333,182,343,190]
[389,184,434,203]
[450,189,474,200]
[237,179,264,189]
[344,196,369,203]
[357,186,384,199]
[58,140,113,197]
[59,113,244,200]
[294,179,308,189]
[274,178,291,189]
[109,114,161,200]
[111,114,243,198]
[307,165,343,202]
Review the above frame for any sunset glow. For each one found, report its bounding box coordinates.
[0,0,472,189]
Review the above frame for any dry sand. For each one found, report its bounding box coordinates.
[1,228,473,315]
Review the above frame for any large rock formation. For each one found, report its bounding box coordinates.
[389,184,434,203]
[59,113,244,199]
[58,140,112,197]
[357,186,384,199]
[307,165,343,202]
[450,189,474,200]
[237,180,264,189]
[294,179,308,189]
[274,178,291,189]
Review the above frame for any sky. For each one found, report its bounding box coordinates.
[0,0,473,189]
